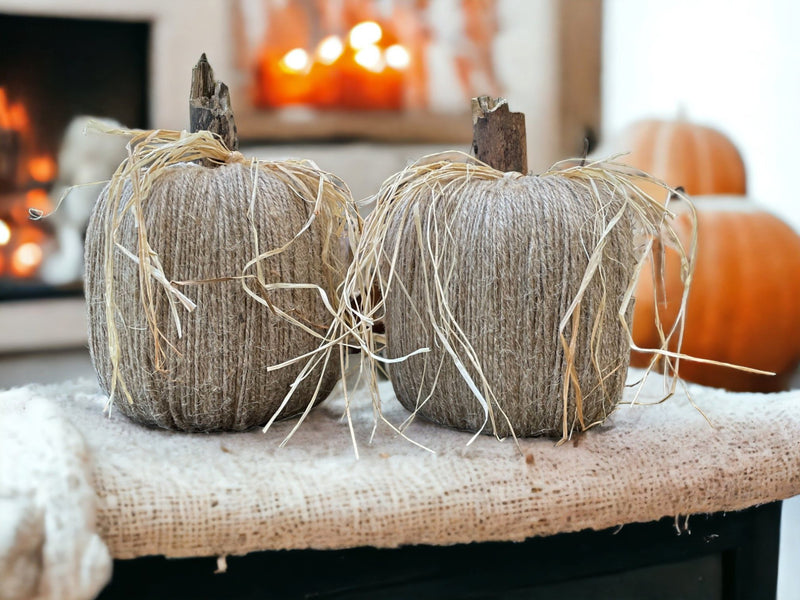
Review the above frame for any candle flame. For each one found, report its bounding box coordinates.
[317,36,344,65]
[385,44,411,70]
[349,21,382,50]
[0,219,10,246]
[280,48,310,74]
[354,45,384,73]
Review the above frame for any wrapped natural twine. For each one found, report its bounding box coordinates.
[337,99,699,444]
[85,128,355,432]
[382,170,637,438]
[350,158,665,441]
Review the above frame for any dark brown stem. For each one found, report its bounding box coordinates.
[580,136,590,167]
[190,53,239,153]
[471,96,527,174]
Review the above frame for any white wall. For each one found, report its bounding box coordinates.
[603,0,800,229]
[604,4,800,598]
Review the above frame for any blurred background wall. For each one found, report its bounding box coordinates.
[603,0,800,229]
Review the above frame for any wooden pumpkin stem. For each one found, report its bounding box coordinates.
[190,53,239,153]
[471,96,527,174]
[580,136,590,167]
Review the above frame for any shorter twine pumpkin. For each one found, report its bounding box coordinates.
[338,153,693,444]
[85,126,357,432]
[619,118,747,200]
[632,197,800,392]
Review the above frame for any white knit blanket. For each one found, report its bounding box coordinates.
[2,370,800,599]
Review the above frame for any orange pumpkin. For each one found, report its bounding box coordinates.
[620,119,747,200]
[632,197,800,392]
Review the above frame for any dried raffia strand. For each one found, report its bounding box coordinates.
[330,152,707,446]
[85,124,360,431]
[342,151,775,447]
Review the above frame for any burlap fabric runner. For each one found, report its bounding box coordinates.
[3,370,799,561]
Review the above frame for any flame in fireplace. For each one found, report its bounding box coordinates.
[11,241,43,277]
[0,219,10,246]
[0,87,29,133]
[0,87,58,282]
[28,155,56,182]
[0,88,11,129]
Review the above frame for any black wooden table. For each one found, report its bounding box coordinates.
[98,501,781,600]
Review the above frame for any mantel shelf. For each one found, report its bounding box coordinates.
[235,106,473,144]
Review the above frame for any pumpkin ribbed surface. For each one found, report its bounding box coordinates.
[632,198,800,391]
[623,119,747,198]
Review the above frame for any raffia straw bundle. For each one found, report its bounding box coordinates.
[85,127,358,432]
[340,153,695,443]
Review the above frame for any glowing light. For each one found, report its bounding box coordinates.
[9,102,28,131]
[385,44,411,70]
[280,48,310,74]
[354,45,384,73]
[28,155,57,182]
[349,21,382,50]
[0,220,10,246]
[0,88,10,129]
[317,36,344,65]
[12,242,43,277]
[0,88,29,131]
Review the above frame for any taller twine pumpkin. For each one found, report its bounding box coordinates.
[85,127,357,431]
[338,154,695,444]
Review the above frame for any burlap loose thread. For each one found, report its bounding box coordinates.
[338,154,704,444]
[85,127,358,432]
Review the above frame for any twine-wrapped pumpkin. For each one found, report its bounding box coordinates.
[343,98,688,441]
[85,58,355,431]
[85,130,353,431]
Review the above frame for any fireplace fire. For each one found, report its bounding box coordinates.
[0,87,56,285]
[0,13,149,300]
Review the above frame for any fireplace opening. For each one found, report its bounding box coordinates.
[0,14,149,299]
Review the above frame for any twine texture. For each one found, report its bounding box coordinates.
[380,170,637,438]
[85,159,347,431]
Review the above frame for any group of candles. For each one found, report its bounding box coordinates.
[255,20,412,110]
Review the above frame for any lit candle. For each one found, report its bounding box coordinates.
[353,45,384,72]
[385,45,411,70]
[316,36,344,65]
[280,48,311,74]
[348,21,382,50]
